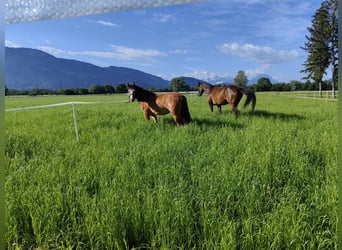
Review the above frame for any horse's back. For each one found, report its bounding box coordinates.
[139,92,180,115]
[157,92,184,107]
[209,87,229,104]
[159,92,191,124]
[208,85,241,105]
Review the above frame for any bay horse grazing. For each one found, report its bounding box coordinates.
[127,83,191,126]
[197,82,256,117]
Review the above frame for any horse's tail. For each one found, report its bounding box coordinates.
[181,96,191,124]
[240,88,256,111]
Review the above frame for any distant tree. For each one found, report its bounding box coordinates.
[5,85,8,96]
[63,88,76,95]
[170,77,190,92]
[254,77,272,91]
[77,88,89,95]
[271,83,291,91]
[270,83,283,91]
[116,83,127,93]
[234,70,248,87]
[289,80,303,91]
[303,80,313,90]
[104,84,115,94]
[301,0,338,98]
[89,84,106,94]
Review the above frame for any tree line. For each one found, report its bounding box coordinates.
[5,83,130,96]
[5,76,338,96]
[169,76,337,92]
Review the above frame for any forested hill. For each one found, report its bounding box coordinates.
[5,47,170,90]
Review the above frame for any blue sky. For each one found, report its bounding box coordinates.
[5,0,323,83]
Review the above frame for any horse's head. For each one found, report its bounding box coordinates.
[127,83,136,102]
[127,83,153,102]
[197,82,205,96]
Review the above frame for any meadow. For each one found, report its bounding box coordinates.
[5,92,337,249]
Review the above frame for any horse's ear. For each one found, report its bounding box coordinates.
[198,82,201,86]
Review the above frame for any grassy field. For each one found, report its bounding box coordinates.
[5,92,337,249]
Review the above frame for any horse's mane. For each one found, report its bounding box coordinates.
[129,84,156,101]
[136,85,155,95]
[198,81,215,91]
[200,82,237,88]
[199,81,213,86]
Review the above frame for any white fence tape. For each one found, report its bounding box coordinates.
[295,96,338,101]
[5,100,128,112]
[6,99,128,143]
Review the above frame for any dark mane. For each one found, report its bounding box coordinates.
[128,84,156,102]
[198,81,213,87]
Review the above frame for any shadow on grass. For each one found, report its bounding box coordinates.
[190,117,246,129]
[157,116,245,129]
[140,109,305,128]
[242,110,305,121]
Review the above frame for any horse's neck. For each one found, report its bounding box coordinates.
[205,84,213,93]
[138,89,156,102]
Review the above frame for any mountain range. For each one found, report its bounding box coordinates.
[5,47,276,90]
[5,47,171,90]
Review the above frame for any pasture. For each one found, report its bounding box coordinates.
[5,92,337,249]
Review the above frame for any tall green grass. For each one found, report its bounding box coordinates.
[5,93,337,249]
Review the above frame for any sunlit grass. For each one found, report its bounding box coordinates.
[5,93,337,249]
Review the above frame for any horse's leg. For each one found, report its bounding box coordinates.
[143,109,157,123]
[208,101,214,112]
[151,113,157,124]
[232,90,243,117]
[231,104,238,118]
[171,110,183,126]
[170,107,183,126]
[143,110,150,122]
[218,105,222,113]
[173,116,182,126]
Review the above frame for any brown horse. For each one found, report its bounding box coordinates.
[127,83,191,126]
[197,82,256,117]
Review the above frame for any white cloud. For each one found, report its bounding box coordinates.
[37,46,69,56]
[110,45,167,62]
[183,69,233,83]
[5,40,20,48]
[97,20,119,27]
[217,42,299,64]
[169,49,190,55]
[153,13,177,23]
[37,45,167,63]
[245,65,269,79]
[187,70,218,81]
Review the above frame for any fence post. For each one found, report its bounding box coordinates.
[72,102,79,143]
